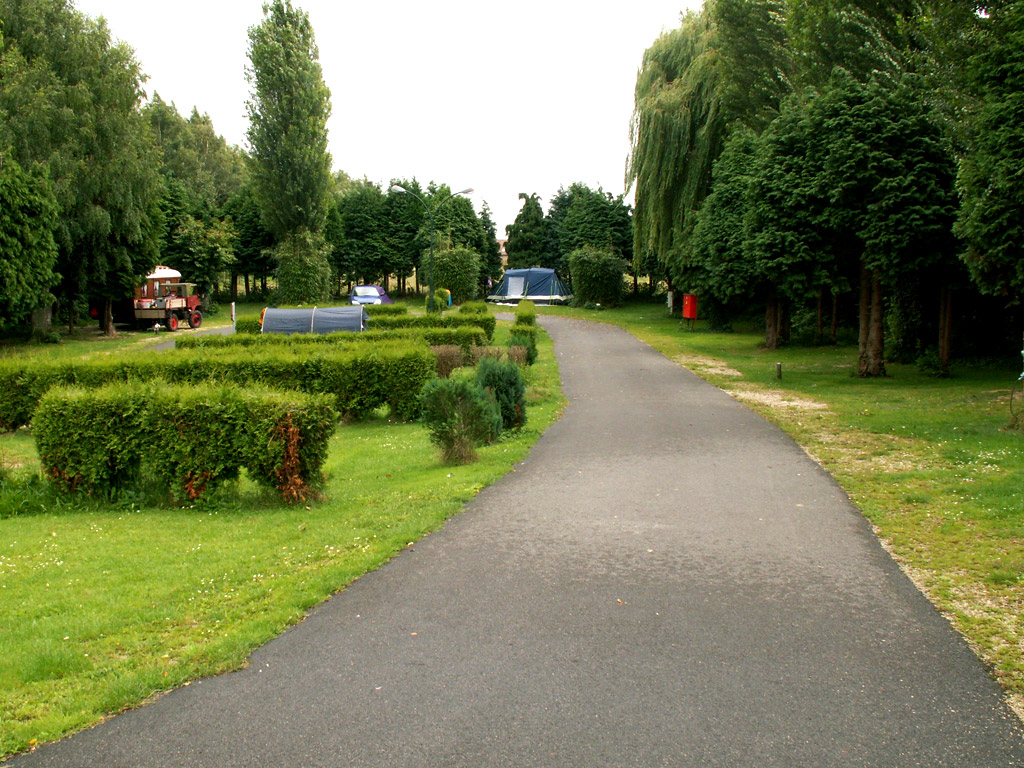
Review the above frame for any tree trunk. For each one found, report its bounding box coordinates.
[858,264,886,377]
[831,292,839,345]
[780,298,792,344]
[938,285,953,374]
[765,290,780,350]
[101,298,116,338]
[230,273,239,301]
[31,304,53,338]
[816,288,825,345]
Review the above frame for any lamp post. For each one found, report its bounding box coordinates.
[390,184,473,312]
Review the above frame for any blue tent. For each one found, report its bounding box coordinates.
[487,268,572,305]
[261,306,368,335]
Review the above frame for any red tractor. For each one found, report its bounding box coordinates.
[133,266,203,331]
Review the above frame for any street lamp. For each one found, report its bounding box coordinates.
[390,183,474,312]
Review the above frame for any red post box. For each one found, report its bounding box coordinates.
[682,293,697,320]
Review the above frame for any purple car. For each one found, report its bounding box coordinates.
[349,285,393,305]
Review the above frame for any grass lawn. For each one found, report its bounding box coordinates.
[537,300,1024,720]
[0,315,565,759]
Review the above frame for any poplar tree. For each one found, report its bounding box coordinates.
[246,0,333,303]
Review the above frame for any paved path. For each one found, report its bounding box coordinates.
[12,317,1024,767]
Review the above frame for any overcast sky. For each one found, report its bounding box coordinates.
[73,0,699,234]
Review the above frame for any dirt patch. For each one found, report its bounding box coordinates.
[674,354,743,378]
[729,386,829,412]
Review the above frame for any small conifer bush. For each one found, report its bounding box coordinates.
[419,376,501,464]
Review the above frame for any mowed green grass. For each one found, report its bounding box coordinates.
[538,301,1024,715]
[0,319,565,758]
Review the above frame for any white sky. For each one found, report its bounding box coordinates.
[73,0,698,234]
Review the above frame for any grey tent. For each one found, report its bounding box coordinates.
[486,268,572,305]
[260,306,369,335]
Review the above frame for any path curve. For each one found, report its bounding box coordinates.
[12,316,1024,767]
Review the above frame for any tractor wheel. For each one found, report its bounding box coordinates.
[188,310,203,329]
[167,313,179,332]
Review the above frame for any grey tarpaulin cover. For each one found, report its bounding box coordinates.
[261,306,368,335]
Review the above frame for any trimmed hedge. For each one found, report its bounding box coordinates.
[175,326,486,353]
[33,382,336,503]
[368,313,496,342]
[0,343,435,429]
[235,318,263,335]
[459,301,489,315]
[363,304,408,316]
[508,324,538,365]
[514,301,537,326]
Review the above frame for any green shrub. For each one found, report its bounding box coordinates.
[363,304,408,316]
[424,288,451,313]
[476,357,526,430]
[422,246,481,304]
[459,301,488,315]
[568,245,625,308]
[32,383,337,503]
[235,318,263,335]
[514,301,537,326]
[418,376,501,464]
[508,324,538,365]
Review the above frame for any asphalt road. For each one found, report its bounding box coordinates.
[11,316,1024,767]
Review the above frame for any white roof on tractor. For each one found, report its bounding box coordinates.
[146,266,182,280]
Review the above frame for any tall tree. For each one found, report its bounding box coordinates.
[505,193,550,269]
[383,177,425,293]
[627,1,789,285]
[246,0,333,303]
[955,0,1024,309]
[477,201,504,290]
[0,152,59,330]
[0,0,163,334]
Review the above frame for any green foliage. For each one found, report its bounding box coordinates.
[362,303,408,316]
[33,382,336,503]
[235,317,264,335]
[514,301,537,326]
[507,324,538,366]
[369,313,496,342]
[245,0,332,242]
[477,202,504,285]
[222,182,275,285]
[955,1,1024,303]
[273,229,332,305]
[0,0,163,332]
[475,356,526,430]
[425,288,451,313]
[422,245,481,304]
[505,192,551,268]
[178,326,486,354]
[550,183,633,273]
[0,153,59,330]
[0,342,435,428]
[418,376,501,464]
[459,301,488,315]
[568,246,626,308]
[330,181,387,284]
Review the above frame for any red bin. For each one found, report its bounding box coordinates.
[682,293,698,320]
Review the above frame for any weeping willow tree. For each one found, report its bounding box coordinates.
[627,1,790,287]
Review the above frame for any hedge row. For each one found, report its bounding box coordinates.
[34,382,336,503]
[176,326,486,353]
[368,313,496,342]
[508,324,538,365]
[363,304,408,316]
[0,343,435,430]
[514,301,537,326]
[235,318,262,334]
